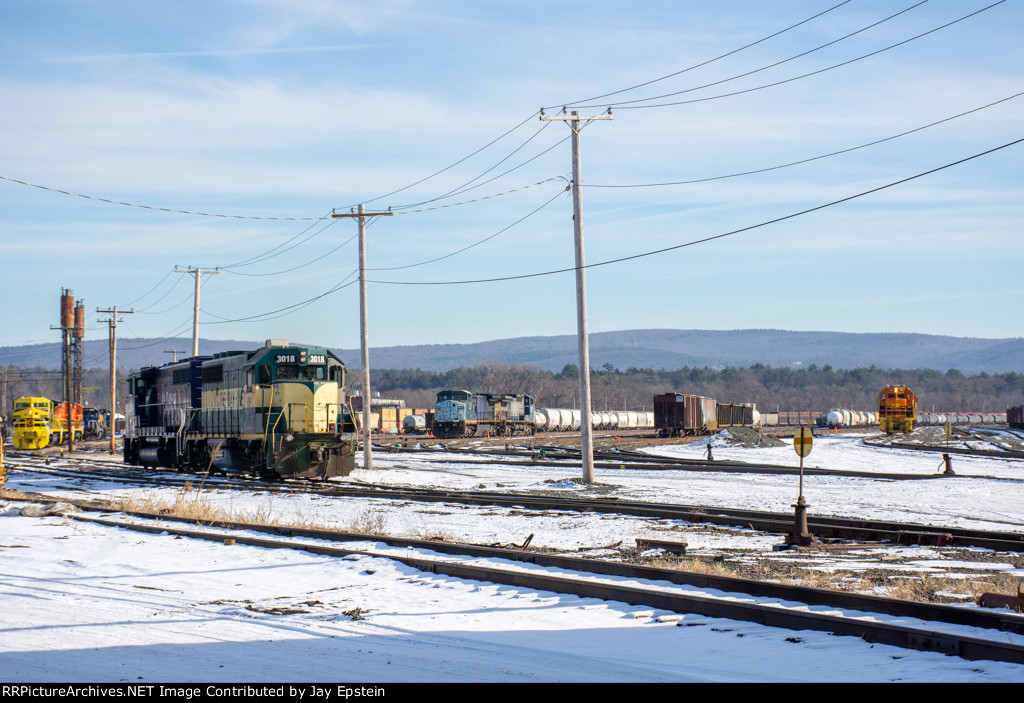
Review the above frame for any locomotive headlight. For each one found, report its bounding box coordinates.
[284,433,295,443]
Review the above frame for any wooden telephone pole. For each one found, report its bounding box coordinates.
[539,109,612,484]
[97,306,133,454]
[174,267,219,357]
[331,205,392,471]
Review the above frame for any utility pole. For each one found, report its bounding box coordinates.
[175,267,219,357]
[97,306,134,454]
[164,350,186,363]
[331,204,392,471]
[540,108,612,484]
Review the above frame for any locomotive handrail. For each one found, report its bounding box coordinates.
[264,385,285,454]
[172,408,189,458]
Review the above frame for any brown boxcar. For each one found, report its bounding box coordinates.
[716,402,757,428]
[1008,405,1024,430]
[654,393,717,437]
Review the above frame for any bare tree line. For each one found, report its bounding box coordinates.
[364,362,1024,413]
[6,361,1017,420]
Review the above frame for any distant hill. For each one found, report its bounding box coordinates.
[3,330,1019,374]
[340,329,1023,375]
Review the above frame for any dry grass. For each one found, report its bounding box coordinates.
[119,482,231,523]
[870,571,1023,604]
[347,508,389,536]
[653,553,1024,607]
[117,484,391,536]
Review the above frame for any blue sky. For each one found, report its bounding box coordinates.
[0,0,1021,360]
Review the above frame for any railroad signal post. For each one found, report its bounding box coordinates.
[786,425,818,547]
[539,108,612,484]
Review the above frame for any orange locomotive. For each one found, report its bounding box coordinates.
[878,386,917,434]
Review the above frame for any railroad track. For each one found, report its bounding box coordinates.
[6,453,1024,552]
[61,507,1024,666]
[392,442,1019,481]
[862,438,1024,460]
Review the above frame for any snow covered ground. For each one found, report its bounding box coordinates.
[2,433,1024,682]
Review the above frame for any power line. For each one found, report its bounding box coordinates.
[389,121,555,210]
[394,176,567,214]
[119,268,176,308]
[599,2,1006,111]
[117,318,195,351]
[200,273,360,325]
[550,0,855,109]
[216,213,337,270]
[586,90,1024,188]
[572,0,931,110]
[364,136,1024,286]
[132,273,190,313]
[341,112,542,209]
[0,174,323,220]
[370,185,570,272]
[199,185,569,322]
[219,234,358,277]
[393,147,570,213]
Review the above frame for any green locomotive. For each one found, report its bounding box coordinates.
[124,339,358,480]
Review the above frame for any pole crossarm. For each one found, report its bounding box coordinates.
[540,109,613,134]
[330,210,393,219]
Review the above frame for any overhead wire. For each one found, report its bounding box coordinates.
[201,271,360,325]
[132,273,189,313]
[117,318,196,351]
[199,181,570,320]
[118,268,176,308]
[363,136,1024,286]
[0,174,323,220]
[215,212,337,270]
[549,0,855,109]
[395,176,568,214]
[586,90,1024,188]
[569,0,931,111]
[219,233,358,278]
[339,112,542,210]
[389,121,556,210]
[1,3,1012,349]
[370,185,571,272]
[599,1,1006,111]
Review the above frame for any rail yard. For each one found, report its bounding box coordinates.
[3,419,1024,681]
[3,309,1023,681]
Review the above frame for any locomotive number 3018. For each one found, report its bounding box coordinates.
[275,353,326,364]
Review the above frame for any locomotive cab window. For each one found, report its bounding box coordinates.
[277,365,325,381]
[258,365,272,385]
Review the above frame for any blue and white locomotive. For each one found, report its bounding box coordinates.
[433,390,536,438]
[123,339,358,480]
